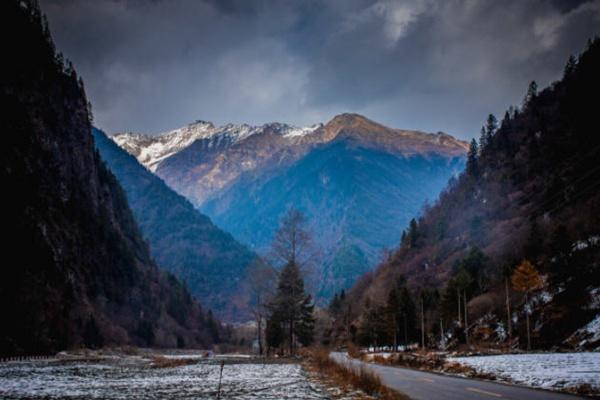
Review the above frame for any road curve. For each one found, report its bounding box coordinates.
[330,352,585,400]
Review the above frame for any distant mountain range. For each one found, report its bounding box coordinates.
[113,114,467,300]
[94,128,257,321]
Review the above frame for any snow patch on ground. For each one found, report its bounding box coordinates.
[570,315,600,349]
[572,235,600,251]
[0,355,327,399]
[449,353,600,392]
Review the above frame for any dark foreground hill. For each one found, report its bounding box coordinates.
[0,0,217,355]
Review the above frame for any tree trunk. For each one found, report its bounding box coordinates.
[505,277,512,343]
[420,299,425,349]
[257,315,263,356]
[440,318,444,347]
[393,319,398,352]
[525,292,531,351]
[403,314,408,347]
[289,321,294,355]
[463,289,469,346]
[457,288,461,325]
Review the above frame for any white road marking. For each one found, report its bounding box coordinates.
[419,377,435,383]
[466,387,503,397]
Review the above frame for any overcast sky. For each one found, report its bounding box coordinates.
[41,0,600,139]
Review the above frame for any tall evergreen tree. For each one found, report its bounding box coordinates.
[386,278,416,349]
[206,310,220,343]
[408,218,419,248]
[523,80,538,109]
[479,126,487,151]
[266,261,314,354]
[563,55,577,78]
[485,114,498,141]
[466,139,479,178]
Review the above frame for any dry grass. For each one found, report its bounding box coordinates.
[305,348,410,400]
[150,356,198,368]
[347,342,362,359]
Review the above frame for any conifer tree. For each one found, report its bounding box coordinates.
[206,310,220,343]
[267,261,314,354]
[466,139,479,178]
[408,218,419,248]
[523,81,538,109]
[266,313,284,353]
[563,55,577,78]
[266,208,316,354]
[479,126,487,151]
[485,114,498,142]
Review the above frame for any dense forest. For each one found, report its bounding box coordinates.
[0,0,220,356]
[330,38,600,351]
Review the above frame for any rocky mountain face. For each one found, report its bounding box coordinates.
[114,114,467,300]
[94,128,257,321]
[0,0,217,355]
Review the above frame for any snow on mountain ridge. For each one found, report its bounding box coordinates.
[112,120,321,171]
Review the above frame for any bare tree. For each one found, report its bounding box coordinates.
[246,258,277,355]
[266,209,316,354]
[271,209,316,267]
[270,208,320,292]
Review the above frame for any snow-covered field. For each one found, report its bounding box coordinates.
[449,352,600,392]
[0,354,328,399]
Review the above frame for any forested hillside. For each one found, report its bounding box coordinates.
[337,38,600,350]
[0,0,219,355]
[93,128,257,320]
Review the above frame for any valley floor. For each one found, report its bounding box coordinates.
[0,350,336,399]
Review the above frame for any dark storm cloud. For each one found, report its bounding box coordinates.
[40,0,600,138]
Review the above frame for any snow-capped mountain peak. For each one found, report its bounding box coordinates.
[112,119,322,171]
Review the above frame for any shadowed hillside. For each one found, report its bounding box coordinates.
[0,0,218,355]
[93,128,257,320]
[340,38,600,350]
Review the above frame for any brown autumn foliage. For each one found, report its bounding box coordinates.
[150,356,198,369]
[511,260,543,293]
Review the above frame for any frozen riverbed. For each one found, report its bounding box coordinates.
[0,353,328,399]
[449,352,600,392]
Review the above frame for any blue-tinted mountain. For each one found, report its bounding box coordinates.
[93,128,257,320]
[115,114,467,300]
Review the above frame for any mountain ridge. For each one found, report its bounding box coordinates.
[113,113,467,176]
[114,113,467,300]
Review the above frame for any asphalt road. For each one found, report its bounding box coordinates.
[330,352,585,400]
